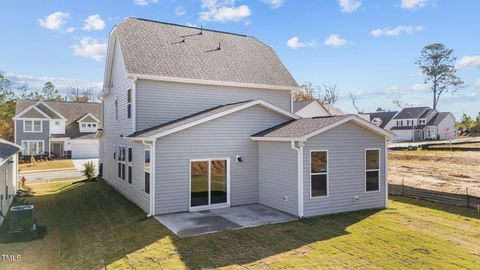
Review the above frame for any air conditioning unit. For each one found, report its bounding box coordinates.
[8,205,36,233]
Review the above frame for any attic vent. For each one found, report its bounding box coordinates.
[217,42,221,50]
[199,26,203,35]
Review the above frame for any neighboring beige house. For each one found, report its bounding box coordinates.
[0,139,20,226]
[294,100,344,118]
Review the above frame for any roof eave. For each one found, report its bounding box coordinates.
[129,73,298,92]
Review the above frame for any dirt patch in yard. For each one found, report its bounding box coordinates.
[389,150,480,197]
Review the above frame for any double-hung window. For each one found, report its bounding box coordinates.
[127,147,133,184]
[127,89,132,119]
[24,120,42,132]
[365,149,380,192]
[310,150,328,197]
[144,150,151,194]
[22,140,44,155]
[117,146,126,180]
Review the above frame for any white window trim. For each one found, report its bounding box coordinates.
[21,140,45,155]
[127,88,132,119]
[144,149,151,194]
[309,150,329,199]
[127,146,133,184]
[188,158,231,212]
[23,119,43,133]
[365,148,381,193]
[117,145,126,180]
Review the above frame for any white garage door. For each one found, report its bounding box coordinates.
[71,140,99,159]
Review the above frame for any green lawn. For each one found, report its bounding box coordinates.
[0,179,479,270]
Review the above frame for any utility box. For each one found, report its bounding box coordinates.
[8,205,35,233]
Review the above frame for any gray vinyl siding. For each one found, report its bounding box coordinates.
[0,156,17,225]
[135,79,292,131]
[258,141,298,216]
[154,105,291,214]
[100,40,149,212]
[302,121,386,217]
[15,120,50,154]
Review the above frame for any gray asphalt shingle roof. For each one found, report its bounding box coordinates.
[366,111,398,128]
[393,107,430,119]
[0,139,21,164]
[128,100,254,138]
[293,100,344,116]
[252,115,351,138]
[15,100,101,139]
[114,18,298,88]
[427,112,450,126]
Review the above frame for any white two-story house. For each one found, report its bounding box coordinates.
[14,100,101,160]
[99,18,394,220]
[366,107,456,142]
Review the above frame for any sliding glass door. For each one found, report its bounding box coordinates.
[190,159,229,210]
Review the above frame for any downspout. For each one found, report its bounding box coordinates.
[385,139,390,208]
[142,139,155,217]
[291,140,304,218]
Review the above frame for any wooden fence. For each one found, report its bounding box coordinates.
[389,183,480,210]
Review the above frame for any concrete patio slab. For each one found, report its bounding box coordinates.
[155,204,297,237]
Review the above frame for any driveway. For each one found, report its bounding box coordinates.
[155,204,297,237]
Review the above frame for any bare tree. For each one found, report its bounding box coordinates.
[392,99,412,109]
[70,87,96,102]
[319,84,339,105]
[350,94,364,114]
[295,82,315,101]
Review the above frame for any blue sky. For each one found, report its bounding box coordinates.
[1,0,479,117]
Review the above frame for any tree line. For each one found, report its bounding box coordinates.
[457,113,480,135]
[0,73,99,142]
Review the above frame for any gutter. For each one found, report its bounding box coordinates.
[291,140,304,218]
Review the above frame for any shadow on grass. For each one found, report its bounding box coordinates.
[0,225,47,243]
[0,180,379,269]
[389,195,480,219]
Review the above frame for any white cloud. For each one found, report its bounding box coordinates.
[409,83,428,92]
[261,0,284,9]
[456,56,480,70]
[338,0,361,13]
[72,37,108,61]
[286,37,317,49]
[324,34,347,47]
[371,25,423,37]
[82,14,106,31]
[66,27,75,33]
[199,0,251,22]
[175,7,186,16]
[134,0,159,6]
[185,23,198,27]
[401,0,428,10]
[38,12,69,31]
[472,79,480,96]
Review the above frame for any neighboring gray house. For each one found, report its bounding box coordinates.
[366,107,456,142]
[293,100,344,118]
[14,100,101,159]
[99,17,394,218]
[0,139,20,226]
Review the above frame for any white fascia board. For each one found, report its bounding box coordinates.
[35,101,67,120]
[136,100,298,141]
[250,137,304,142]
[102,29,118,93]
[130,73,298,92]
[77,112,101,123]
[13,104,52,120]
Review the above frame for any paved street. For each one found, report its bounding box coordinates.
[20,158,99,181]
